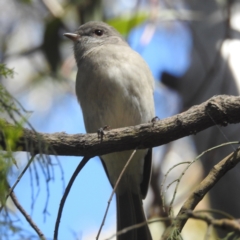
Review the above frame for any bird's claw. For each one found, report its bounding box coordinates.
[97,125,110,141]
[151,116,160,126]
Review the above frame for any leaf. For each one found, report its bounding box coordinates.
[0,64,14,78]
[106,13,148,37]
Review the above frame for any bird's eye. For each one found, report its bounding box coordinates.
[94,29,103,36]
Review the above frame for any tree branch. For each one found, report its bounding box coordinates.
[54,156,90,240]
[186,211,240,234]
[161,147,240,239]
[0,95,240,157]
[8,183,46,240]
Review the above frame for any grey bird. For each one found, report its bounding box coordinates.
[64,21,155,240]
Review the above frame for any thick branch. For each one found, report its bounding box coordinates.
[0,95,240,157]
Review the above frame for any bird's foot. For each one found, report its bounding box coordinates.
[97,125,110,141]
[151,116,160,126]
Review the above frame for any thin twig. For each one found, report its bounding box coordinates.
[8,183,46,240]
[168,141,239,215]
[105,217,171,240]
[204,224,212,240]
[96,149,137,240]
[161,147,240,239]
[161,161,191,212]
[53,156,91,240]
[0,155,36,213]
[194,209,234,220]
[187,211,240,235]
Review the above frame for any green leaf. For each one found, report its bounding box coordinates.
[106,13,148,37]
[0,64,14,78]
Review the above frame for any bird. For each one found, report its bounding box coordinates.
[64,21,155,240]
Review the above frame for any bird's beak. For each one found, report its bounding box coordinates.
[63,33,80,42]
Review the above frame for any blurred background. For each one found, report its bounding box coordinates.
[1,0,240,239]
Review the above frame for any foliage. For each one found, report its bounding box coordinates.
[0,64,14,79]
[107,13,148,36]
[0,65,27,234]
[0,66,19,204]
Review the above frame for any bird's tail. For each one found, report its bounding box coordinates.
[116,191,152,240]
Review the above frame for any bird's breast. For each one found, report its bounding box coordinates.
[75,45,155,133]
